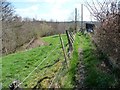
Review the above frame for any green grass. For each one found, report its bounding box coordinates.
[79,34,117,88]
[1,34,68,88]
[1,33,117,88]
[62,33,117,88]
[62,33,80,88]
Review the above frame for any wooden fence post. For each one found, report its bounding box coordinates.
[66,30,73,52]
[59,34,68,67]
[69,31,74,43]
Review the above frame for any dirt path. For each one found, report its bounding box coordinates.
[74,48,86,89]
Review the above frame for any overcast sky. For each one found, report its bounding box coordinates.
[8,0,96,21]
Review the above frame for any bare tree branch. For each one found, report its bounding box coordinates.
[2,0,15,22]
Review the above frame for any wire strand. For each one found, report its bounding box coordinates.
[14,44,60,89]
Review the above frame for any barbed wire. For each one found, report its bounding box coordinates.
[48,32,75,88]
[14,44,60,90]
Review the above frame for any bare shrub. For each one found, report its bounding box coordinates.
[2,22,16,54]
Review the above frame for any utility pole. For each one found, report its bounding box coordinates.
[81,4,83,33]
[75,8,77,33]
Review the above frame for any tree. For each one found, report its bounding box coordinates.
[85,0,119,22]
[2,0,15,22]
[85,0,120,67]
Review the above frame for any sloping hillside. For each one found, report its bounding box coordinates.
[1,33,119,89]
[2,35,68,88]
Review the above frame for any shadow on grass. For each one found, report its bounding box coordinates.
[82,48,119,88]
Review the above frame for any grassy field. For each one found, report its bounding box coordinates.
[1,34,68,88]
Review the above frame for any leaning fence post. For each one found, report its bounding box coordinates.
[66,30,73,53]
[59,34,68,67]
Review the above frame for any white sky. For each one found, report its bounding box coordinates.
[8,0,99,21]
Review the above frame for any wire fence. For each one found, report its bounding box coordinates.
[48,30,75,88]
[13,44,60,90]
[9,30,75,89]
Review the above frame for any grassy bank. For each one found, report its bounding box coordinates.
[62,33,80,88]
[62,33,117,88]
[79,34,117,88]
[1,34,67,88]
